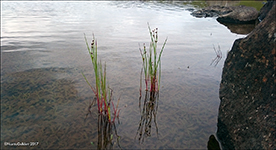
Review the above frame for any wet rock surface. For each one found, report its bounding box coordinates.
[191,5,232,18]
[216,5,258,24]
[191,5,259,24]
[217,2,275,149]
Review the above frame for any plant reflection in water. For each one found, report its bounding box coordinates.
[83,34,121,149]
[210,44,222,67]
[136,89,159,143]
[97,113,121,149]
[85,98,121,150]
[136,23,167,143]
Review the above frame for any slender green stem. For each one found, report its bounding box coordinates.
[141,23,167,92]
[83,34,118,122]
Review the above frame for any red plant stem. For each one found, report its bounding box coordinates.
[103,96,111,122]
[111,101,116,123]
[103,97,107,114]
[117,109,120,118]
[112,112,116,123]
[99,94,103,113]
[150,76,156,92]
[112,101,115,115]
[145,78,148,91]
[155,77,158,92]
[90,86,97,95]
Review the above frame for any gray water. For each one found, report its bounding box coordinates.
[1,1,246,149]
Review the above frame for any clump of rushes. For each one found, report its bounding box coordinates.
[139,23,168,93]
[136,23,167,143]
[83,33,120,123]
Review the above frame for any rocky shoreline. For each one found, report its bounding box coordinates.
[216,1,275,149]
[191,4,259,24]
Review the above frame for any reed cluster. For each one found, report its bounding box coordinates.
[139,23,167,93]
[83,23,167,146]
[83,34,120,123]
[136,23,167,143]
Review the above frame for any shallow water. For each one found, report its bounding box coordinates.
[1,1,247,149]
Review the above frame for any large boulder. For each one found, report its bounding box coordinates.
[191,5,232,18]
[216,5,259,24]
[191,5,259,24]
[217,2,275,149]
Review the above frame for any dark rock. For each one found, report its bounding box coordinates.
[217,5,259,24]
[190,9,206,18]
[217,2,275,150]
[191,5,232,18]
[207,134,221,150]
[204,5,233,16]
[185,8,195,12]
[191,5,259,24]
[258,0,275,21]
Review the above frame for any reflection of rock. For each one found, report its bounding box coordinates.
[217,22,256,35]
[217,2,275,149]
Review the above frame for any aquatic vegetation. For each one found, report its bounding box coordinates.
[136,23,167,143]
[210,44,222,67]
[86,100,121,150]
[136,91,159,143]
[139,23,167,93]
[97,114,121,149]
[83,34,120,123]
[83,34,121,149]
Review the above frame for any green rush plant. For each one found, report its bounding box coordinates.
[83,33,120,123]
[140,23,167,92]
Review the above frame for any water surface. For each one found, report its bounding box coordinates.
[1,1,246,149]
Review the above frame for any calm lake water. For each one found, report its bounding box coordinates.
[1,1,247,149]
